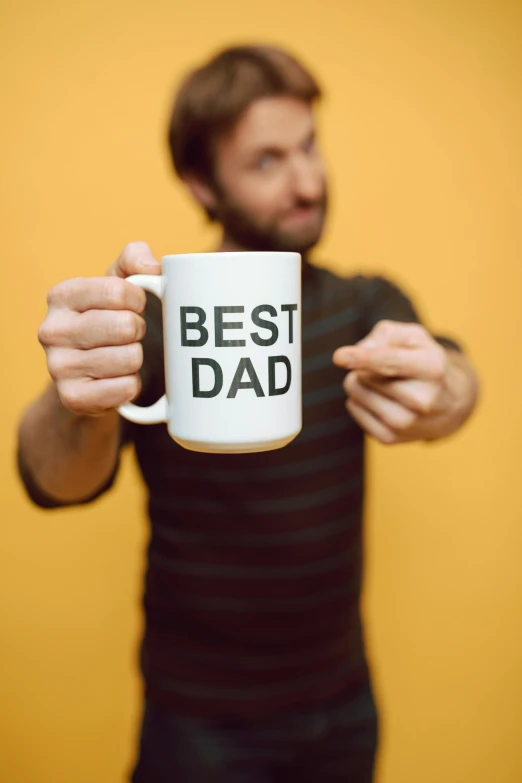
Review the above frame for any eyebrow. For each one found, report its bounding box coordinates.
[252,146,285,159]
[247,128,317,163]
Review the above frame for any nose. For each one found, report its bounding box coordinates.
[291,155,324,202]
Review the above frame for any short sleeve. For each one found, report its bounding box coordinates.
[362,276,462,352]
[17,447,121,509]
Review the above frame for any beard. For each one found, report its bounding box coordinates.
[212,188,328,257]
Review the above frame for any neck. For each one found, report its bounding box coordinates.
[217,235,244,254]
[216,233,312,269]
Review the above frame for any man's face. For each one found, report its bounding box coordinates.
[209,96,328,254]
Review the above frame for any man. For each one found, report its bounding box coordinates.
[17,45,478,782]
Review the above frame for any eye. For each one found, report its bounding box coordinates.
[302,135,317,155]
[256,152,278,170]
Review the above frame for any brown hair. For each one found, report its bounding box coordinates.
[167,45,322,185]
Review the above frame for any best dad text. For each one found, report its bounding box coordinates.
[180,304,298,399]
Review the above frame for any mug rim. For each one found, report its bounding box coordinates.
[161,251,301,263]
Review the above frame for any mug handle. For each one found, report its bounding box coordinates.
[117,274,168,425]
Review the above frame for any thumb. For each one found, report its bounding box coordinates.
[332,344,370,370]
[107,241,161,278]
[332,333,381,370]
[333,321,425,367]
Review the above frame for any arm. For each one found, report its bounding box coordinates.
[18,385,122,504]
[17,242,161,505]
[333,320,479,445]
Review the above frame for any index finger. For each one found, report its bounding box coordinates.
[48,276,147,314]
[333,344,444,380]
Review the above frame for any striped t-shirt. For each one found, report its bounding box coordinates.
[121,263,456,719]
[19,262,457,720]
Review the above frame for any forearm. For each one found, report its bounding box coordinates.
[18,383,122,504]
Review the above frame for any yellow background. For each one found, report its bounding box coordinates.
[1,0,521,780]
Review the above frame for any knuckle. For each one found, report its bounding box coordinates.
[413,323,428,337]
[46,350,66,381]
[135,314,147,340]
[116,310,145,345]
[125,342,143,372]
[375,319,394,334]
[104,276,128,309]
[378,430,397,445]
[116,311,140,343]
[38,315,64,347]
[37,320,52,347]
[76,327,94,350]
[63,277,83,300]
[46,279,71,306]
[391,411,416,432]
[122,279,147,313]
[380,357,398,376]
[46,284,60,307]
[416,393,435,414]
[47,278,86,309]
[130,283,147,313]
[132,374,142,400]
[68,276,87,292]
[123,374,142,403]
[431,350,447,381]
[58,381,85,414]
[343,372,355,394]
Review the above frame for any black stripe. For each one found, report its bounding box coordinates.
[149,542,360,580]
[162,582,358,612]
[148,627,361,672]
[303,383,344,407]
[152,508,361,547]
[303,350,338,374]
[296,415,353,442]
[164,445,358,483]
[302,290,322,311]
[161,476,362,515]
[150,655,364,700]
[302,306,359,340]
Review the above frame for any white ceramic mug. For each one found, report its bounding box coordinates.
[118,251,302,454]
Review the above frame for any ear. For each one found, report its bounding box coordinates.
[182,175,217,212]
